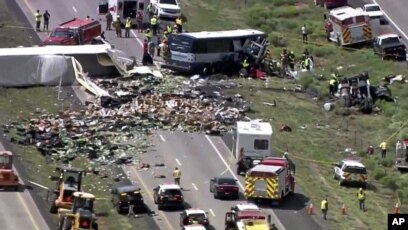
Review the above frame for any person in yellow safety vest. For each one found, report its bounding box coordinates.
[124,17,132,38]
[357,188,366,211]
[320,197,328,220]
[35,10,41,32]
[165,25,173,35]
[147,3,153,19]
[242,57,250,71]
[150,15,159,36]
[175,16,182,33]
[301,55,310,70]
[379,141,387,158]
[144,28,152,42]
[329,74,338,96]
[173,167,181,186]
[288,51,295,71]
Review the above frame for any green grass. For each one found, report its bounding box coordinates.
[181,0,408,229]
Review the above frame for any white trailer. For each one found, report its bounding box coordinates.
[233,121,273,159]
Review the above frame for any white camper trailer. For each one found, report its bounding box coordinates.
[234,121,273,159]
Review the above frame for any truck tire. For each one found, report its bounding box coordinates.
[49,194,58,214]
[58,215,65,230]
[157,203,163,210]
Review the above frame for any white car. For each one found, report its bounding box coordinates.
[151,0,181,18]
[333,159,368,188]
[363,3,384,20]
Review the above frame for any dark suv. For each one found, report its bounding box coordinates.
[153,184,184,210]
[111,184,145,214]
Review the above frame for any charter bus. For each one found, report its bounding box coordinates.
[166,29,266,74]
[98,0,146,25]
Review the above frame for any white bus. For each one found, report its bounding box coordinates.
[166,29,266,74]
[98,0,147,25]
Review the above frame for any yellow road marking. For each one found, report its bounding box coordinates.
[17,192,41,230]
[128,166,175,230]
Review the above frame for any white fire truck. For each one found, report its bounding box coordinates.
[324,6,373,46]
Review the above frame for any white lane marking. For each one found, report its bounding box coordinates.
[192,183,198,191]
[175,158,182,166]
[372,0,408,40]
[219,167,229,176]
[159,134,166,142]
[209,208,216,217]
[130,29,161,69]
[72,6,78,13]
[205,135,286,230]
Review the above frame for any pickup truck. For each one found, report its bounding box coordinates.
[361,3,384,20]
[373,33,406,60]
[151,0,181,18]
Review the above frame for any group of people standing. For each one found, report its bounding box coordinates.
[34,9,50,32]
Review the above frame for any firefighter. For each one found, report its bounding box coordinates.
[150,15,159,36]
[35,10,41,32]
[43,10,50,31]
[175,16,183,33]
[288,51,295,71]
[379,141,387,158]
[105,11,113,30]
[357,188,366,211]
[321,197,328,220]
[173,167,181,186]
[280,48,288,73]
[125,17,132,38]
[127,195,135,217]
[144,28,152,42]
[112,16,122,37]
[136,12,143,33]
[366,145,374,157]
[147,2,154,19]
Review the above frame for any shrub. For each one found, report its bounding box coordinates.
[313,47,335,58]
[268,32,287,47]
[246,4,271,27]
[364,158,377,171]
[272,0,297,6]
[379,158,394,167]
[271,6,299,18]
[375,100,397,117]
[373,168,387,180]
[298,75,314,89]
[380,175,398,190]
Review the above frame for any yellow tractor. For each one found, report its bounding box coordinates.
[58,191,98,230]
[49,166,85,213]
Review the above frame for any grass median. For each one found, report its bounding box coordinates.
[181,0,408,229]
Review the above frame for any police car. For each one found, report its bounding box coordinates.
[153,183,184,210]
[333,159,368,188]
[180,208,210,228]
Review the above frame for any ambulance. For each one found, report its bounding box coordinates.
[325,6,373,46]
[98,0,147,25]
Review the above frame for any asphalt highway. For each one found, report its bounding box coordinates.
[0,142,50,230]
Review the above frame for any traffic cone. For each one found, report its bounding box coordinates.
[394,203,400,214]
[307,203,314,215]
[341,204,347,215]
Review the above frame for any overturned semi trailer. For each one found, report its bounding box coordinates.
[0,43,124,79]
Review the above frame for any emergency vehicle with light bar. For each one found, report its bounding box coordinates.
[225,203,270,230]
[325,6,373,46]
[244,157,295,204]
[333,158,368,188]
[43,18,101,45]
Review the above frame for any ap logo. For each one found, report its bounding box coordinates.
[392,218,405,225]
[388,214,408,230]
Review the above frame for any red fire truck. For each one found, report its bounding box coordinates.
[43,18,102,45]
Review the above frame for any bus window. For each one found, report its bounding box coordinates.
[169,36,193,53]
[206,39,232,53]
[192,40,207,53]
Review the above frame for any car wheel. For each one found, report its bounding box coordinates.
[209,186,212,193]
[213,192,218,199]
[157,204,162,210]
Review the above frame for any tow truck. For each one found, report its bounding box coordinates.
[225,203,271,230]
